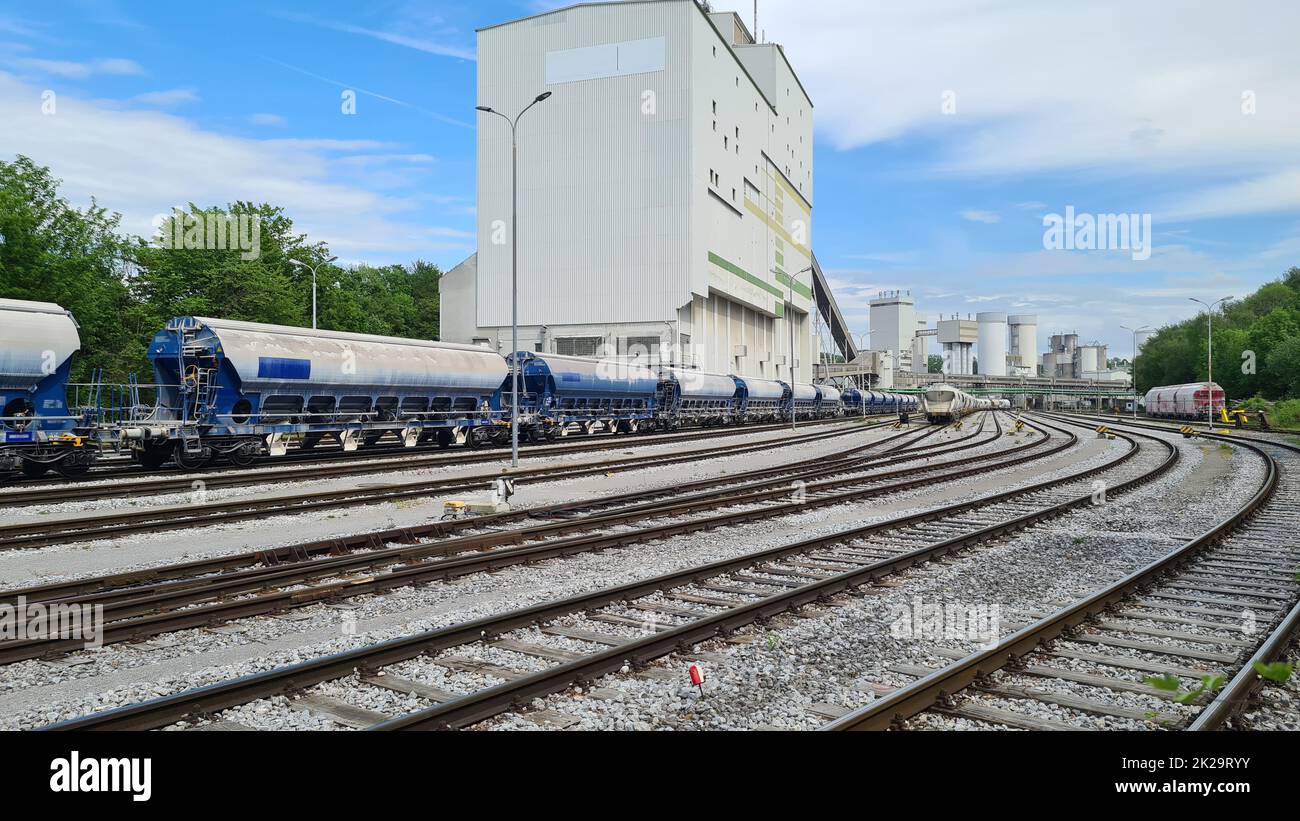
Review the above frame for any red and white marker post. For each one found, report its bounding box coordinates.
[688,663,705,697]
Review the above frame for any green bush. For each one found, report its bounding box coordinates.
[1273,399,1300,428]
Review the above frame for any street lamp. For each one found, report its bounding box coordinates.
[855,330,875,419]
[1119,324,1151,418]
[289,256,337,329]
[478,91,553,468]
[1188,296,1233,427]
[776,264,813,431]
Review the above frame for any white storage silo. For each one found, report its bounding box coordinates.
[1079,344,1102,375]
[976,312,1008,376]
[1008,314,1037,369]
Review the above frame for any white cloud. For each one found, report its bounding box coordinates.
[960,209,1000,224]
[1158,168,1300,222]
[0,71,470,263]
[263,57,472,129]
[13,56,143,78]
[712,0,1300,218]
[130,88,198,107]
[249,112,287,127]
[272,10,475,61]
[333,153,436,167]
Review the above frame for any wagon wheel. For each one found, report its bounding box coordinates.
[174,443,214,470]
[224,442,259,467]
[53,451,93,479]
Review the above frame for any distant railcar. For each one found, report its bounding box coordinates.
[922,383,977,423]
[787,382,819,420]
[0,299,97,478]
[814,384,843,418]
[735,375,788,423]
[658,366,742,428]
[139,317,509,467]
[1143,382,1225,420]
[510,351,657,439]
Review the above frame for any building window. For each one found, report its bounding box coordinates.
[620,336,661,358]
[712,100,716,114]
[724,135,728,149]
[555,336,603,357]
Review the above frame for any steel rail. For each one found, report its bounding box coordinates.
[0,421,951,606]
[0,415,867,502]
[823,413,1284,731]
[0,420,881,550]
[42,416,1148,731]
[2,418,1014,662]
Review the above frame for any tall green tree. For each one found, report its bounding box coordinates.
[1137,267,1300,401]
[1,156,448,386]
[0,155,139,381]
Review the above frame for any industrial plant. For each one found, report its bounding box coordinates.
[5,0,1299,777]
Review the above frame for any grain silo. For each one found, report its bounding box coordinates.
[976,312,1008,376]
[1008,314,1038,369]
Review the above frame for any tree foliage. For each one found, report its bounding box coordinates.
[0,156,444,383]
[1136,267,1300,402]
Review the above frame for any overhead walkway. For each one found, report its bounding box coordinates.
[810,253,856,363]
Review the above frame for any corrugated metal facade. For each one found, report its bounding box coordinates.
[472,0,817,381]
[477,2,693,328]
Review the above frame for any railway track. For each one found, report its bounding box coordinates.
[0,418,884,550]
[0,415,1003,663]
[824,414,1300,732]
[40,413,1165,730]
[1062,410,1300,441]
[0,415,866,505]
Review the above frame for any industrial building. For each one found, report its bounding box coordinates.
[868,291,914,371]
[440,0,855,383]
[1007,314,1038,375]
[937,316,978,375]
[1040,332,1110,380]
[976,312,1008,377]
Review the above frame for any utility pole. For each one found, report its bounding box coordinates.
[778,265,813,431]
[1188,297,1232,427]
[477,91,553,468]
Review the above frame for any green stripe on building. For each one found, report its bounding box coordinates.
[775,269,813,299]
[708,251,785,299]
[708,251,811,317]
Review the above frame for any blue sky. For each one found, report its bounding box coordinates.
[2,0,1298,357]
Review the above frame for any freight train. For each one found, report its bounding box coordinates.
[1142,382,1226,420]
[920,383,1007,423]
[0,303,912,476]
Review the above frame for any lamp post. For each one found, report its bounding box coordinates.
[1120,324,1151,418]
[776,264,813,431]
[855,330,875,419]
[289,256,337,329]
[1188,296,1232,428]
[477,91,552,468]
